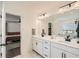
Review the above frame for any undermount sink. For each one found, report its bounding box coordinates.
[52,36,79,45]
[58,39,78,45]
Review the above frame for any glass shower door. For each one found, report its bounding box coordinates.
[1,2,21,58]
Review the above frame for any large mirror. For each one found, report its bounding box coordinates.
[38,8,79,38]
[48,9,79,38]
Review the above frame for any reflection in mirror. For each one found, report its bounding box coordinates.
[48,22,52,35]
[55,9,79,39]
[50,9,79,38]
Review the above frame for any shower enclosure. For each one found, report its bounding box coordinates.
[0,2,21,58]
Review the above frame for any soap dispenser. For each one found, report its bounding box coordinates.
[41,29,45,37]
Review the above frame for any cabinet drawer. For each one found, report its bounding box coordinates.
[43,46,50,52]
[38,39,43,42]
[51,42,79,56]
[43,44,50,48]
[43,40,50,47]
[43,51,50,58]
[43,41,50,53]
[43,40,50,44]
[43,54,49,58]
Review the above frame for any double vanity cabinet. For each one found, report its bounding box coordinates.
[51,42,79,58]
[32,36,79,58]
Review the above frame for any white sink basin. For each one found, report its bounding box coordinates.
[58,40,79,46]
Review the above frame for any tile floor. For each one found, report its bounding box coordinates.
[14,50,42,58]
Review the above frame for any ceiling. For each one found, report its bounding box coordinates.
[24,1,73,17]
[5,1,74,16]
[24,1,72,11]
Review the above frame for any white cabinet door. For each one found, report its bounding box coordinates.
[32,38,43,56]
[51,43,79,58]
[51,44,63,58]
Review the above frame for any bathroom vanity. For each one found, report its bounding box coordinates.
[32,6,79,58]
[32,36,79,58]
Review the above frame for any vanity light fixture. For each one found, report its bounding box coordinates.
[39,13,46,16]
[38,12,50,19]
[42,13,45,16]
